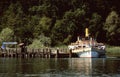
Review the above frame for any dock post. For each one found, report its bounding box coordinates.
[32,49,34,58]
[42,49,45,58]
[56,49,59,58]
[69,49,72,58]
[48,49,51,58]
[45,48,48,58]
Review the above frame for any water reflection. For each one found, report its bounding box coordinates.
[68,58,92,76]
[92,58,120,77]
[0,58,120,77]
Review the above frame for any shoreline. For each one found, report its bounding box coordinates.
[106,46,120,57]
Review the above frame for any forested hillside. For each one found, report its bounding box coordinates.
[0,0,120,47]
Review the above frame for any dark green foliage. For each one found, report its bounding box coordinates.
[0,0,120,46]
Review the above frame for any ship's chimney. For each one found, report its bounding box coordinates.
[85,28,89,37]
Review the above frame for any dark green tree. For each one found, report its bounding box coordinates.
[89,13,104,41]
[33,16,52,37]
[1,2,25,42]
[104,11,120,45]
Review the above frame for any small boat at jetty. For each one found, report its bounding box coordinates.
[68,28,106,58]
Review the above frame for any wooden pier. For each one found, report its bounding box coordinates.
[0,48,78,58]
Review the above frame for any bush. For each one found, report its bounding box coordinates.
[28,34,51,48]
[28,39,44,48]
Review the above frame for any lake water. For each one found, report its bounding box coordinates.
[0,58,120,77]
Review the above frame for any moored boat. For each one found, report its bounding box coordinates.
[68,28,106,58]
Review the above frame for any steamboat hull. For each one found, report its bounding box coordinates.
[72,47,105,58]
